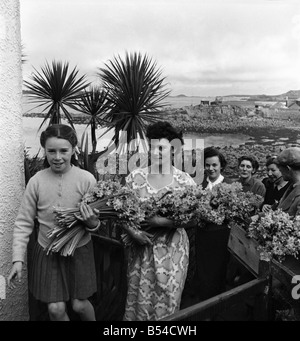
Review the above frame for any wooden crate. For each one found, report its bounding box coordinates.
[228,223,262,276]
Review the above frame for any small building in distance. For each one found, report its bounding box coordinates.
[210,96,223,106]
[200,100,210,106]
[285,96,300,108]
[287,101,300,110]
[270,101,287,109]
[200,96,223,106]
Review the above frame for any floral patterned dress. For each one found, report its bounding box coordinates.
[123,166,196,321]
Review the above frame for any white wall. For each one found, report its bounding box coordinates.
[0,0,29,320]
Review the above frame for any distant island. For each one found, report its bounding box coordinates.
[174,94,187,98]
[24,88,300,101]
[168,89,300,101]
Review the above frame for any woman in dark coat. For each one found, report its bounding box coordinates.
[261,156,290,212]
[227,155,266,287]
[276,147,300,216]
[237,155,266,204]
[193,147,232,302]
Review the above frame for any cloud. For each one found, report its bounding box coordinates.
[20,0,300,96]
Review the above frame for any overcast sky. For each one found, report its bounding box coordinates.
[20,0,300,97]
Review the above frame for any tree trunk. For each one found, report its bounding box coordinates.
[0,0,29,320]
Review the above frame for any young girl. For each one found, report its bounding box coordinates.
[7,124,100,321]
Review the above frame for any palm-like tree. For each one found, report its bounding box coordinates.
[24,60,90,131]
[75,86,111,154]
[97,52,171,154]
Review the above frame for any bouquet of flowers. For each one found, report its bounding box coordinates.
[146,185,201,225]
[143,182,262,232]
[248,209,300,262]
[46,179,146,256]
[47,178,266,256]
[136,185,200,243]
[195,182,262,228]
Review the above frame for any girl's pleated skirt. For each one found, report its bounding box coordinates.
[29,240,97,303]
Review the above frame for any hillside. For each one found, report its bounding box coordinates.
[223,90,300,102]
[281,90,300,99]
[22,89,300,102]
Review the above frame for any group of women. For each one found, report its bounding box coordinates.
[192,146,293,302]
[7,120,300,321]
[124,130,300,320]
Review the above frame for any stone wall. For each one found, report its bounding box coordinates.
[262,108,300,122]
[168,104,249,121]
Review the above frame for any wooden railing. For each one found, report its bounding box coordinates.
[27,223,300,321]
[162,224,300,321]
[161,278,269,321]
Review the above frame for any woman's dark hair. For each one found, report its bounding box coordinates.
[238,155,259,174]
[204,146,227,170]
[265,155,279,168]
[40,124,79,168]
[146,121,184,145]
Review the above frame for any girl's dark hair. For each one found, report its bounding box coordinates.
[204,146,227,170]
[40,124,79,168]
[40,124,78,147]
[146,121,184,145]
[238,155,259,173]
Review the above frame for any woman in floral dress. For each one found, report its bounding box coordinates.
[123,121,196,321]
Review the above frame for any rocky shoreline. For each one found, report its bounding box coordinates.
[23,105,300,181]
[23,103,300,135]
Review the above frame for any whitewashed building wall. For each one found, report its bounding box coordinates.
[0,0,29,320]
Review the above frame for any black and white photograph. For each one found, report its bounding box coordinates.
[1,0,300,324]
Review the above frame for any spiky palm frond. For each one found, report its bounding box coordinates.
[97,52,170,153]
[75,86,112,153]
[24,60,90,131]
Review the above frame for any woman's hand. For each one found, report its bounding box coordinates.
[124,227,153,246]
[140,215,174,231]
[7,261,23,289]
[250,214,260,222]
[131,230,153,246]
[75,203,100,231]
[261,204,272,213]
